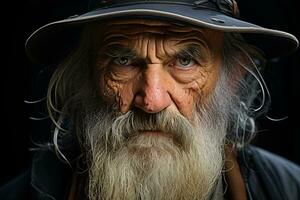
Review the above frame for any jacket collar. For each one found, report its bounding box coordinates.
[30,149,72,200]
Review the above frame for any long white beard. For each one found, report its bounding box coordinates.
[84,104,227,200]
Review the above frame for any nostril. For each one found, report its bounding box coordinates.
[133,90,172,114]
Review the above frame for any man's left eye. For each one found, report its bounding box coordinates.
[175,56,195,68]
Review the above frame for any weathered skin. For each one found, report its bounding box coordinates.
[94,19,223,119]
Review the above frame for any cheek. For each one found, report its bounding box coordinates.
[169,81,201,119]
[99,75,134,112]
[99,74,113,101]
[171,68,219,119]
[195,71,216,99]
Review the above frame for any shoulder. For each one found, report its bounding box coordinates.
[0,149,73,200]
[249,146,300,186]
[250,146,300,176]
[0,169,31,200]
[239,145,300,200]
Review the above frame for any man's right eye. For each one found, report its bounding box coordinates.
[113,56,133,66]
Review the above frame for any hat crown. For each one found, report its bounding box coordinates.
[88,0,240,18]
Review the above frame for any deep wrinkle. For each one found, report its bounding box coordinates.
[95,19,223,118]
[100,43,212,84]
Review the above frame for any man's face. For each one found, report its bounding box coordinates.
[85,19,226,200]
[95,19,223,119]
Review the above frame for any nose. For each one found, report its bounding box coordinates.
[134,64,172,113]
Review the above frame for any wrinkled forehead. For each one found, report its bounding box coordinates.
[89,19,224,49]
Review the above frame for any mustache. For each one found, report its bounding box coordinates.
[99,108,195,148]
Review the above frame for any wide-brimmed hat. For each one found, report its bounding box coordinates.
[25,0,299,65]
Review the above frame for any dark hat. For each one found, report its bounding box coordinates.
[25,0,299,65]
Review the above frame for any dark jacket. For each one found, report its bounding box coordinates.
[1,146,300,200]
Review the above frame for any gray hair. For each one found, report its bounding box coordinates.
[220,33,268,148]
[45,30,268,162]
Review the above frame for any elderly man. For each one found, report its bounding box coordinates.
[1,0,300,199]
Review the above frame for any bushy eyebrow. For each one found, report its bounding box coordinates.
[175,45,205,59]
[105,44,137,58]
[103,43,207,64]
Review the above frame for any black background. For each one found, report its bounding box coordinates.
[1,0,299,186]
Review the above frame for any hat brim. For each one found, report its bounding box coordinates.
[25,3,299,65]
